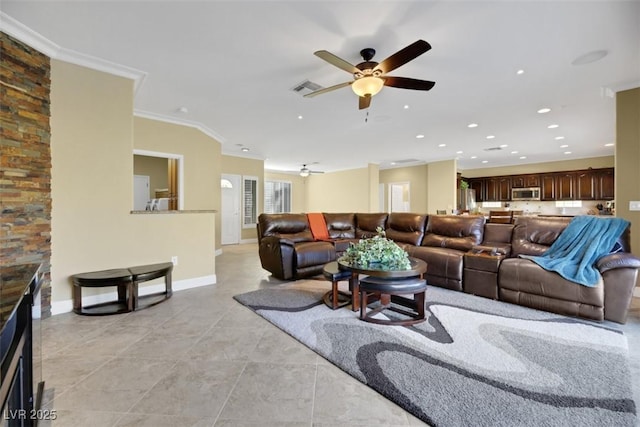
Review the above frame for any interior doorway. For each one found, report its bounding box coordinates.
[221,174,241,245]
[389,182,410,212]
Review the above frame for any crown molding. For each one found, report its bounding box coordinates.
[134,110,227,144]
[1,12,147,94]
[3,12,230,143]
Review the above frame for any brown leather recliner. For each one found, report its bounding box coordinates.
[499,217,640,323]
[409,215,485,291]
[257,213,335,280]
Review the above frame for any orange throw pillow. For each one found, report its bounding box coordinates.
[307,213,330,240]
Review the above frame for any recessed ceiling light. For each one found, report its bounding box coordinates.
[516,69,525,75]
[564,151,572,155]
[390,162,397,166]
[298,115,303,120]
[560,144,569,148]
[416,134,425,139]
[548,124,559,129]
[471,155,478,159]
[467,123,478,128]
[404,105,410,109]
[486,135,495,139]
[456,150,463,154]
[511,150,519,154]
[555,136,565,140]
[481,160,488,164]
[520,156,527,159]
[438,143,446,147]
[572,50,608,66]
[604,143,614,147]
[499,144,508,148]
[241,147,250,152]
[537,108,551,114]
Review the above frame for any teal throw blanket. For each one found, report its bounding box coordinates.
[521,215,629,287]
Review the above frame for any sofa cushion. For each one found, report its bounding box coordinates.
[323,213,356,239]
[510,217,570,257]
[422,215,484,252]
[355,213,388,239]
[258,213,314,243]
[499,257,604,320]
[408,246,466,290]
[480,223,514,256]
[294,241,335,268]
[385,213,427,246]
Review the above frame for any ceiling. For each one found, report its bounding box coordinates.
[2,1,639,174]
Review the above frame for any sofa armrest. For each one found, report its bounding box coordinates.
[597,253,640,274]
[258,236,295,280]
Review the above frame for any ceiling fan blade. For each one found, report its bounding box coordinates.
[375,40,431,74]
[359,94,372,110]
[383,76,435,91]
[303,81,352,98]
[309,170,325,174]
[314,50,360,74]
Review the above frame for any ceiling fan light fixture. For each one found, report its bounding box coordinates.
[299,168,310,177]
[351,76,384,97]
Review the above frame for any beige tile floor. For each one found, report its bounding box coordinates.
[38,244,640,426]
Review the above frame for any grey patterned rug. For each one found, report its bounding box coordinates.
[233,280,637,427]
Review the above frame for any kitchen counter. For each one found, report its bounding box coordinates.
[0,263,41,332]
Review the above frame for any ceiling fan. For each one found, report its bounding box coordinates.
[304,39,435,110]
[299,164,324,177]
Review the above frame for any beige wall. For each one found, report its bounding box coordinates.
[380,164,428,213]
[133,154,168,197]
[616,88,640,261]
[264,171,307,213]
[460,156,615,178]
[305,167,375,213]
[427,160,458,214]
[50,60,216,308]
[221,155,264,242]
[134,118,221,211]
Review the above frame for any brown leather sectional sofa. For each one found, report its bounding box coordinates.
[256,212,640,323]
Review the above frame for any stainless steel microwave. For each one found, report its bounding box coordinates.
[511,187,540,201]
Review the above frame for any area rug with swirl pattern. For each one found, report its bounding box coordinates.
[233,280,637,427]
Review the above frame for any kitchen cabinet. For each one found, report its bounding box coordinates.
[541,174,556,200]
[463,167,613,202]
[596,168,615,200]
[555,173,575,200]
[484,177,511,201]
[468,179,484,202]
[575,171,596,200]
[511,174,540,188]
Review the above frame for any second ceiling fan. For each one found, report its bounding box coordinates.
[305,39,435,110]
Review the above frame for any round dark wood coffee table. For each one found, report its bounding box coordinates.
[338,258,427,324]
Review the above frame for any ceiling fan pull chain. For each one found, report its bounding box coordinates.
[365,110,369,123]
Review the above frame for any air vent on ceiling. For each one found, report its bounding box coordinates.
[393,158,421,164]
[291,79,323,95]
[483,146,503,152]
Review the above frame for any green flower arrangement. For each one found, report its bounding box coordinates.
[338,227,411,270]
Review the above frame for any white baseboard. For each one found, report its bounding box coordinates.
[634,287,640,298]
[50,274,216,316]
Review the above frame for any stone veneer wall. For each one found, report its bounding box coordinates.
[0,32,52,317]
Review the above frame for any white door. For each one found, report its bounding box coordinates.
[389,182,410,212]
[221,174,241,245]
[133,175,150,210]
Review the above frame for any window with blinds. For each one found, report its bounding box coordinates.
[264,180,291,214]
[243,176,258,228]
